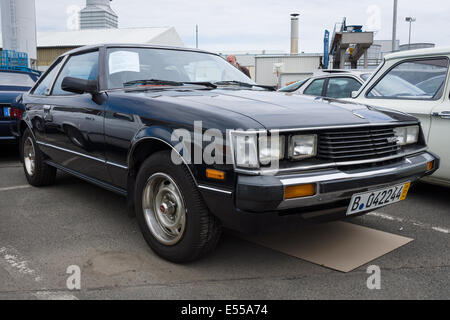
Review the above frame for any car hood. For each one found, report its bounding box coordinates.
[126,88,417,131]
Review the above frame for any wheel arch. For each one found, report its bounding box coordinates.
[18,119,34,138]
[126,125,199,195]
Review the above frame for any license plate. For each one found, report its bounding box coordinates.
[347,182,411,216]
[3,107,10,117]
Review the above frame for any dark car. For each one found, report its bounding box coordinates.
[0,69,39,143]
[18,44,439,262]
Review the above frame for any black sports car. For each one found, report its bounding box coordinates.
[18,44,439,262]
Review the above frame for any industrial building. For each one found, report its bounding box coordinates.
[80,0,119,30]
[255,54,323,87]
[0,27,184,69]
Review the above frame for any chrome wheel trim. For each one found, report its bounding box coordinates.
[142,173,186,246]
[23,137,36,177]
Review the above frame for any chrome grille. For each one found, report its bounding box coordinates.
[318,127,401,161]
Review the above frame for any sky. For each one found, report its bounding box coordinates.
[30,0,450,53]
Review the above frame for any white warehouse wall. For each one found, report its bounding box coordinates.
[255,55,322,86]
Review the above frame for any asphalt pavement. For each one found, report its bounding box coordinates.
[0,144,448,300]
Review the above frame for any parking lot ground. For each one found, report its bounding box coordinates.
[0,145,449,300]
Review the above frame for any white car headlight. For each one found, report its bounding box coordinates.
[258,135,285,165]
[394,125,419,146]
[231,132,259,168]
[289,134,317,160]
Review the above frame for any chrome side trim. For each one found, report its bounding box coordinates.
[36,141,129,170]
[106,161,128,170]
[235,147,429,176]
[37,141,104,163]
[198,185,233,195]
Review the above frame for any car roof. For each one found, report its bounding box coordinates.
[63,44,219,57]
[314,69,372,76]
[385,46,450,61]
[310,70,371,80]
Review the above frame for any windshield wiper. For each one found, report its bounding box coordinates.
[123,79,217,89]
[214,81,275,91]
[124,79,183,87]
[182,81,217,89]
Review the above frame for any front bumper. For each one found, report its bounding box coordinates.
[200,151,439,233]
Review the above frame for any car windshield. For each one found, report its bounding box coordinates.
[106,48,255,89]
[278,79,308,92]
[0,72,35,87]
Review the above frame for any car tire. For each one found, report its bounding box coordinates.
[21,128,57,187]
[135,151,222,263]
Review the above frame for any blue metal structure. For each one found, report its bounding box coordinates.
[323,30,330,69]
[0,50,40,75]
[0,50,28,70]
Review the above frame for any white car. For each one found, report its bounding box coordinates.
[350,47,450,187]
[279,70,372,99]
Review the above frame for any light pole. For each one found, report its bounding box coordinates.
[195,25,199,49]
[392,0,398,52]
[405,17,416,50]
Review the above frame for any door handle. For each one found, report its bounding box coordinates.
[432,111,450,119]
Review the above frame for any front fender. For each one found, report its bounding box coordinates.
[127,125,198,185]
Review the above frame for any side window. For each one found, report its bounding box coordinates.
[367,58,449,100]
[32,59,63,96]
[303,79,325,96]
[326,77,362,98]
[52,51,99,96]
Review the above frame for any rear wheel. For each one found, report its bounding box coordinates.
[21,129,56,187]
[135,151,221,262]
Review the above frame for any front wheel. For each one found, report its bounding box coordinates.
[135,151,221,262]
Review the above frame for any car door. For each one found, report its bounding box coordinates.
[26,58,65,144]
[427,80,450,185]
[39,50,111,183]
[324,76,363,99]
[354,57,449,139]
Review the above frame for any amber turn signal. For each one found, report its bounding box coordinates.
[427,161,434,171]
[206,169,225,180]
[284,184,316,199]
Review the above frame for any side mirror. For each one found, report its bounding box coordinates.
[351,91,359,98]
[61,77,98,95]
